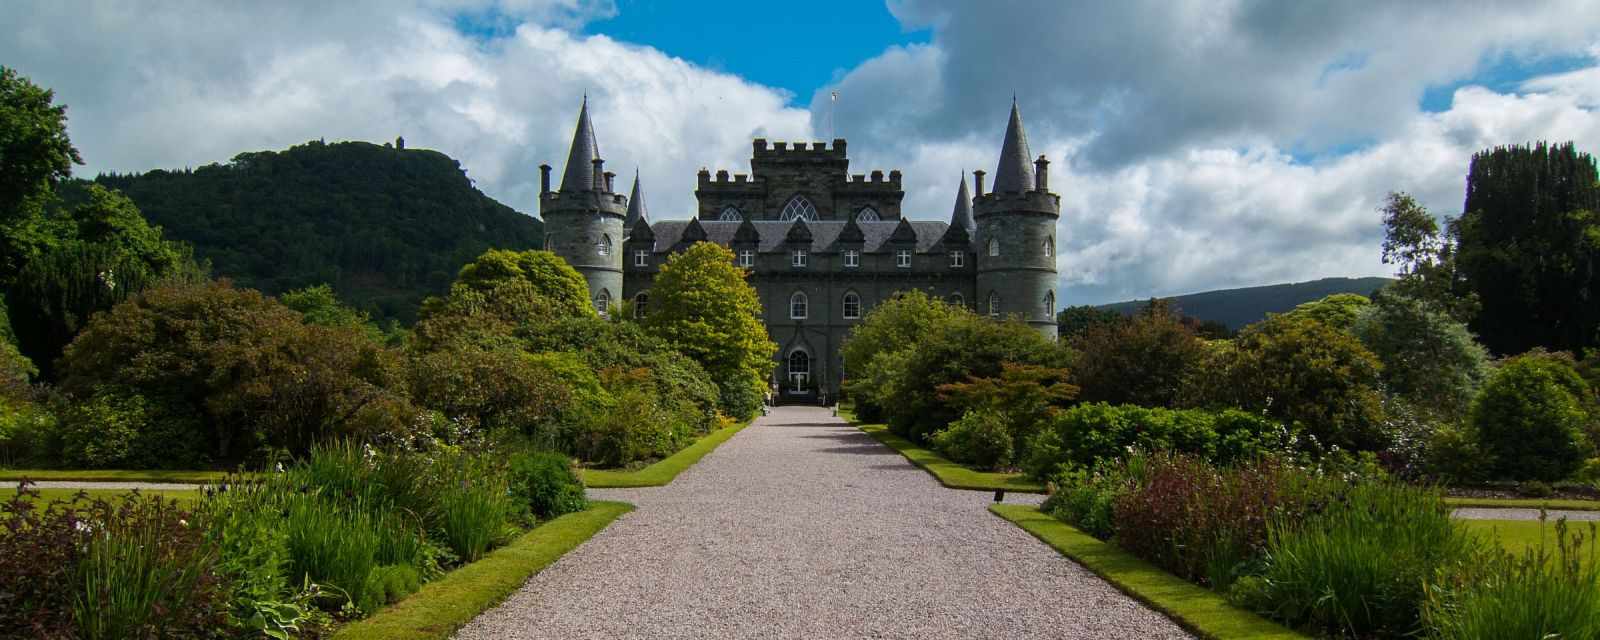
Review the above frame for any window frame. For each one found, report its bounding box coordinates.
[987,238,999,257]
[843,249,859,268]
[597,234,612,257]
[791,249,808,268]
[719,206,743,221]
[780,195,817,222]
[857,207,880,222]
[633,292,649,319]
[842,292,862,319]
[1044,237,1054,258]
[789,291,809,319]
[634,249,649,267]
[595,289,611,317]
[987,291,1000,318]
[738,249,755,268]
[949,251,964,267]
[896,249,912,268]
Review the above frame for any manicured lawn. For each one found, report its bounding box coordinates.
[332,501,632,640]
[0,469,231,483]
[852,421,1045,493]
[1461,518,1600,568]
[990,505,1305,640]
[579,420,750,488]
[1444,496,1600,511]
[10,486,201,505]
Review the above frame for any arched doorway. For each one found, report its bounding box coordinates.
[786,349,811,397]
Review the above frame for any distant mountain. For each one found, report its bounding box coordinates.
[1097,276,1395,330]
[91,140,542,323]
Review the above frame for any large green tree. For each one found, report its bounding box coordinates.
[1379,192,1477,322]
[1071,299,1207,408]
[1352,289,1489,421]
[840,290,969,421]
[642,242,775,419]
[1455,143,1600,355]
[0,66,81,282]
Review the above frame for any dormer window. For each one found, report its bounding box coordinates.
[791,249,808,267]
[896,250,911,268]
[739,249,754,268]
[949,251,964,267]
[844,249,859,267]
[634,249,649,267]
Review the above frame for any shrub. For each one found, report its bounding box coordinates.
[1353,290,1489,421]
[1022,403,1290,480]
[1236,481,1483,637]
[1425,518,1600,639]
[932,409,1015,471]
[1471,352,1594,482]
[1041,460,1143,540]
[1070,299,1207,407]
[841,291,971,421]
[508,450,587,520]
[0,401,56,468]
[56,386,205,469]
[936,363,1078,466]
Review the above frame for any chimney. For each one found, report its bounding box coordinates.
[973,170,986,196]
[592,158,605,192]
[538,164,551,194]
[604,171,616,193]
[1034,156,1049,192]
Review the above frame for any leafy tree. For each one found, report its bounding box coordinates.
[1455,143,1600,355]
[57,280,415,465]
[409,347,596,448]
[281,283,385,343]
[445,249,592,318]
[1379,192,1477,322]
[1071,299,1207,408]
[1352,290,1489,421]
[642,243,775,419]
[1195,314,1387,453]
[840,290,968,421]
[412,249,593,352]
[0,294,33,402]
[934,363,1079,467]
[0,67,81,282]
[1056,304,1124,340]
[1278,293,1371,332]
[1470,352,1595,481]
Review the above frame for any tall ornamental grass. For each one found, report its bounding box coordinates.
[1426,517,1600,639]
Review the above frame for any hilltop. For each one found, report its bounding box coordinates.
[1097,276,1394,329]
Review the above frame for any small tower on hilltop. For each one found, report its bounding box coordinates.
[974,99,1060,339]
[538,97,628,315]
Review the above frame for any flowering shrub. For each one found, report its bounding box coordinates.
[1022,403,1294,480]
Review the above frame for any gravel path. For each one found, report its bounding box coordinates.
[22,481,202,491]
[1453,507,1600,521]
[455,406,1191,640]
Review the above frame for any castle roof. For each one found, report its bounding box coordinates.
[628,215,654,241]
[887,218,918,244]
[991,99,1034,194]
[559,96,600,193]
[950,173,975,233]
[837,212,865,244]
[624,170,648,228]
[645,220,951,254]
[784,218,813,244]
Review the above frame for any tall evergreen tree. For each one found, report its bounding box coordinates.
[1456,142,1600,355]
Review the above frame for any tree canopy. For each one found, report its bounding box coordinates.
[642,242,775,419]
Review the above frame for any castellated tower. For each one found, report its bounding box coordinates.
[974,100,1060,339]
[538,97,628,315]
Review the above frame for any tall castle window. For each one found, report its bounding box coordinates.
[988,291,1000,318]
[780,195,817,222]
[719,206,743,221]
[844,249,859,267]
[595,289,611,317]
[949,251,964,267]
[896,249,912,268]
[987,238,1000,257]
[634,249,648,267]
[857,207,880,222]
[1044,237,1054,257]
[634,292,649,318]
[1043,290,1055,317]
[789,291,808,319]
[597,234,612,256]
[842,292,861,319]
[739,249,754,267]
[788,350,810,393]
[791,249,808,268]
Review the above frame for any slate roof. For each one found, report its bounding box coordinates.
[644,220,953,253]
[559,97,599,193]
[991,100,1035,194]
[950,173,975,233]
[624,171,648,228]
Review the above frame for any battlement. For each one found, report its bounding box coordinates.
[539,189,629,216]
[973,189,1059,217]
[752,138,847,159]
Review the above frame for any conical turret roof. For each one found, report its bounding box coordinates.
[625,170,648,228]
[991,99,1034,194]
[950,173,975,233]
[559,96,600,193]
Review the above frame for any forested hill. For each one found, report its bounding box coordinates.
[1098,276,1394,329]
[90,139,542,323]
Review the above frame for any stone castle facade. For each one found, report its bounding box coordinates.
[539,99,1060,402]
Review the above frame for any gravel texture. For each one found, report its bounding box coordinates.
[455,406,1191,640]
[1453,507,1600,521]
[26,481,202,491]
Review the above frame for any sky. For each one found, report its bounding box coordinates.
[5,0,1600,305]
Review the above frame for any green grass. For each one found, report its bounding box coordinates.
[331,501,632,640]
[11,486,201,505]
[0,469,231,483]
[1444,496,1600,511]
[579,420,750,488]
[853,422,1045,493]
[990,504,1305,640]
[1461,518,1600,568]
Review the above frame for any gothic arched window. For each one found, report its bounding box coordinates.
[594,289,611,317]
[1043,290,1055,317]
[987,238,1000,257]
[987,291,1001,318]
[633,292,649,319]
[719,206,743,221]
[856,207,880,222]
[779,195,817,222]
[1043,236,1054,258]
[597,234,612,256]
[842,291,862,319]
[788,349,810,392]
[789,291,808,319]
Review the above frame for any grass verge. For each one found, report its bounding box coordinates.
[854,422,1045,493]
[332,501,632,640]
[579,420,750,488]
[991,504,1304,639]
[0,469,231,483]
[1460,518,1600,568]
[1444,496,1600,511]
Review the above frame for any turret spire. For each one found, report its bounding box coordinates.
[991,99,1034,194]
[950,172,975,233]
[559,96,601,192]
[625,169,648,228]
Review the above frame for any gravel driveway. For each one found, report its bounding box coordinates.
[454,406,1191,640]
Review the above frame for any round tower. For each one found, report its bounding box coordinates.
[539,97,627,315]
[974,100,1060,339]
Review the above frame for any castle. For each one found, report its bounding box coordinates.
[538,99,1060,403]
